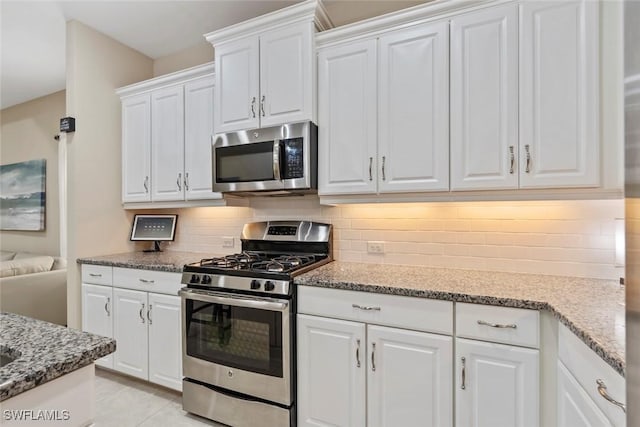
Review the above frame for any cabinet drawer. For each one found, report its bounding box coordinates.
[456,303,539,348]
[81,265,113,285]
[558,324,625,426]
[298,286,453,335]
[113,267,182,296]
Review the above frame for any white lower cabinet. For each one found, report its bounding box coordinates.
[81,283,114,369]
[455,303,540,427]
[297,286,453,427]
[113,288,149,380]
[297,315,366,427]
[80,265,182,391]
[557,360,613,427]
[455,338,539,427]
[147,292,183,390]
[558,323,625,426]
[367,325,453,427]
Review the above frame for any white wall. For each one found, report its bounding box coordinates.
[165,198,624,281]
[65,20,154,329]
[0,91,65,256]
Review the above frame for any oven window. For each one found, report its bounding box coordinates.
[216,141,275,183]
[185,299,283,377]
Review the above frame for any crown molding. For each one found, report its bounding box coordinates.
[204,0,332,46]
[316,0,510,48]
[116,62,214,98]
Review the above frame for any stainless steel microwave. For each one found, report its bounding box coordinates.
[212,121,317,195]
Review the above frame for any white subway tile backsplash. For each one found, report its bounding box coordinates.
[166,197,623,280]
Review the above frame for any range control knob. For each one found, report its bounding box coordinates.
[201,275,212,285]
[250,280,261,290]
[190,274,200,284]
[264,281,275,292]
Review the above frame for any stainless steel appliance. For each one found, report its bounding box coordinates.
[625,3,640,425]
[212,121,318,195]
[180,221,332,427]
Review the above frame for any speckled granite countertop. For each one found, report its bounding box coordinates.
[295,262,626,376]
[0,312,116,401]
[77,251,217,272]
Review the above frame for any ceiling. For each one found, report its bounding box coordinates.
[0,0,425,110]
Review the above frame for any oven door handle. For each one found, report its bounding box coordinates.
[179,289,289,312]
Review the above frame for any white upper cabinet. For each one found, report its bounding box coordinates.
[214,36,260,133]
[318,39,378,195]
[118,63,227,207]
[450,4,519,190]
[259,23,313,127]
[206,1,327,133]
[122,94,151,203]
[378,21,449,193]
[519,0,599,188]
[151,85,185,202]
[318,20,449,196]
[184,76,217,200]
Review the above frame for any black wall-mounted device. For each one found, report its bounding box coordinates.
[60,117,76,133]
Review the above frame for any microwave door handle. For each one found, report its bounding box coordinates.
[273,140,281,181]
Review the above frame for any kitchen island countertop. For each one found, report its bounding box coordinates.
[295,261,625,376]
[0,312,116,401]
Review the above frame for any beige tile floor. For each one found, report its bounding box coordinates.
[94,368,225,427]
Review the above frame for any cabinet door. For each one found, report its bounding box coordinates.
[214,36,260,133]
[260,22,313,127]
[151,85,185,201]
[367,325,453,427]
[121,94,151,203]
[519,0,599,188]
[184,76,220,201]
[318,40,378,195]
[297,314,366,427]
[113,288,148,380]
[557,361,613,427]
[148,293,182,391]
[378,21,449,193]
[455,338,539,427]
[450,4,518,190]
[81,284,113,368]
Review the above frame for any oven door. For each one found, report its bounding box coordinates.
[180,288,291,406]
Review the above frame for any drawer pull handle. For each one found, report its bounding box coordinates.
[371,343,376,372]
[596,379,626,413]
[139,279,155,284]
[89,273,102,277]
[356,339,361,368]
[477,320,517,329]
[352,304,381,311]
[461,357,466,390]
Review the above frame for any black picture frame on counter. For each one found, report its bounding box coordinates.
[130,214,178,252]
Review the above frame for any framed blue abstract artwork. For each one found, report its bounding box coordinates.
[0,159,46,231]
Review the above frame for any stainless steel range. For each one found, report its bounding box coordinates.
[180,221,332,427]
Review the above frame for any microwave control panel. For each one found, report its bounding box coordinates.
[283,138,304,179]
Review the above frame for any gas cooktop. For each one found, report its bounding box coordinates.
[181,221,332,296]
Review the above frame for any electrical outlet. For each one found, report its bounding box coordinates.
[222,237,235,248]
[367,241,385,254]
